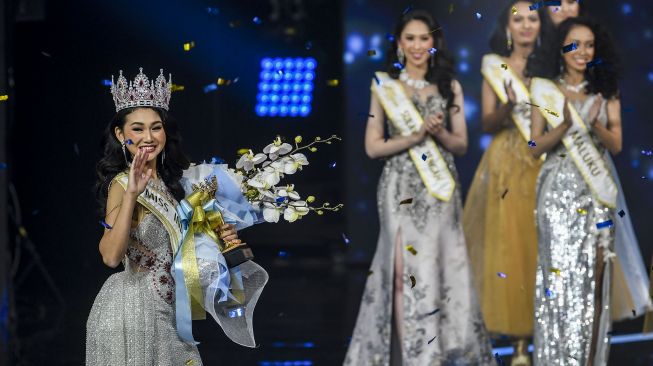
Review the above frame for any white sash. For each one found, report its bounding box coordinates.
[114,172,184,253]
[481,54,533,142]
[371,71,455,201]
[530,78,618,208]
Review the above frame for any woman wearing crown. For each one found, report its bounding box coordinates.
[461,3,551,364]
[527,17,651,365]
[344,10,493,365]
[86,68,268,364]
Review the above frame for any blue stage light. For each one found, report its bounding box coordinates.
[458,61,469,73]
[257,57,316,117]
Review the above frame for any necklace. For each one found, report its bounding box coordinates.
[399,69,430,90]
[559,77,588,93]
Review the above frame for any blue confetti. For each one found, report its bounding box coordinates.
[562,42,577,53]
[586,58,604,68]
[210,156,226,164]
[373,74,382,85]
[393,62,404,69]
[425,308,440,316]
[125,139,133,145]
[475,12,482,20]
[402,5,413,15]
[206,7,220,15]
[99,220,113,229]
[596,220,614,229]
[278,250,289,258]
[276,196,287,204]
[101,79,112,86]
[618,210,625,218]
[203,83,218,93]
[421,153,427,161]
[497,272,507,278]
[529,1,561,10]
[342,233,350,245]
[385,33,395,42]
[252,16,262,25]
[329,161,337,168]
[428,48,437,55]
[528,140,537,147]
[545,287,556,298]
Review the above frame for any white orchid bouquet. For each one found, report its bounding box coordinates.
[234,135,343,223]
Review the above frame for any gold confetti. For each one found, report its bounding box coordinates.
[409,275,416,288]
[544,108,559,117]
[501,63,508,70]
[183,41,195,51]
[185,360,195,365]
[171,84,185,92]
[511,6,517,14]
[18,226,27,238]
[406,245,417,256]
[217,78,231,86]
[367,50,377,56]
[399,198,413,205]
[327,79,339,87]
[577,208,587,215]
[501,188,509,199]
[237,148,250,155]
[550,267,561,276]
[0,95,8,101]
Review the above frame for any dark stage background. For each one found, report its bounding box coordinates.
[2,0,652,365]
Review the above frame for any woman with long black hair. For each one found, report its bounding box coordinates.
[344,9,493,365]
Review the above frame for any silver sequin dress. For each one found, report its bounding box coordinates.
[86,206,203,365]
[533,94,613,366]
[344,93,494,366]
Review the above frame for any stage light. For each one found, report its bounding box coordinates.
[458,61,470,74]
[346,33,365,54]
[256,57,316,117]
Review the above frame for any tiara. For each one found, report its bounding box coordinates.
[110,67,172,112]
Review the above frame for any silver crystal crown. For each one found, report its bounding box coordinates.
[110,67,172,112]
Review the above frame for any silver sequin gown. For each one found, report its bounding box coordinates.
[344,93,494,366]
[534,95,613,366]
[86,202,203,365]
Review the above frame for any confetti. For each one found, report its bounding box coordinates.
[427,336,437,344]
[329,161,337,168]
[73,143,80,156]
[125,139,133,145]
[171,84,185,92]
[475,12,482,20]
[99,220,113,229]
[448,4,454,14]
[327,79,339,87]
[544,108,559,117]
[425,308,440,316]
[210,156,225,164]
[399,198,413,205]
[511,6,518,14]
[641,150,653,156]
[562,42,578,53]
[217,78,233,86]
[524,101,541,108]
[558,153,567,158]
[41,51,52,57]
[545,287,556,298]
[495,353,506,366]
[278,251,289,258]
[402,5,413,15]
[367,270,374,276]
[252,16,262,25]
[428,48,437,55]
[529,1,561,10]
[596,220,614,230]
[183,41,195,52]
[367,49,377,56]
[101,79,112,86]
[577,208,587,215]
[501,188,509,199]
[305,41,313,50]
[409,275,416,288]
[342,233,350,245]
[618,210,625,217]
[206,7,220,15]
[586,58,604,68]
[185,359,195,365]
[18,226,27,238]
[393,62,404,69]
[385,33,395,42]
[550,267,561,276]
[501,63,508,70]
[358,112,375,118]
[497,272,507,278]
[203,83,218,93]
[406,245,418,256]
[373,75,382,85]
[0,95,8,101]
[632,309,636,317]
[528,140,537,147]
[421,153,428,161]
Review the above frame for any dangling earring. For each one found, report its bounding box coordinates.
[121,141,131,166]
[397,47,405,65]
[506,30,513,51]
[161,148,166,166]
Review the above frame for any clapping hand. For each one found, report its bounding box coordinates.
[587,95,604,127]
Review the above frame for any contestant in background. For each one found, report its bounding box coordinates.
[546,0,584,27]
[344,9,493,365]
[462,2,551,365]
[528,17,651,365]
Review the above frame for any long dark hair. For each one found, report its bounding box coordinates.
[386,9,458,111]
[95,107,190,215]
[489,0,554,57]
[527,16,621,98]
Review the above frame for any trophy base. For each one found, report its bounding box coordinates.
[223,243,254,268]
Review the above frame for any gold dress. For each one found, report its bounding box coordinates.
[463,106,542,337]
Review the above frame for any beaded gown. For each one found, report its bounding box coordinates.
[86,181,203,366]
[344,87,493,366]
[533,95,613,366]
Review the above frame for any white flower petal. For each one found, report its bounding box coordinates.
[263,207,280,223]
[288,191,300,200]
[283,208,299,222]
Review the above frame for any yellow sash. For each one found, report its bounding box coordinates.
[530,78,617,208]
[371,71,455,201]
